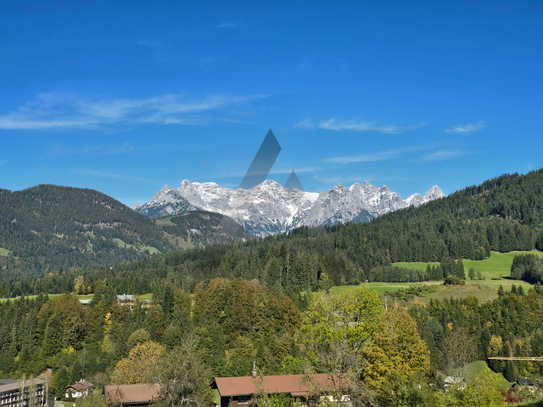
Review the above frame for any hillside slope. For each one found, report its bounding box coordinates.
[0,185,249,279]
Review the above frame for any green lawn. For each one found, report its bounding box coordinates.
[0,247,11,256]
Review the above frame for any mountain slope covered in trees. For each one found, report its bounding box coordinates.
[0,185,250,281]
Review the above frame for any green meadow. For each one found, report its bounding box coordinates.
[333,250,543,304]
[334,282,512,304]
[394,250,543,286]
[113,238,161,254]
[0,247,11,256]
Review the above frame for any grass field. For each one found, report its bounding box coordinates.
[408,284,499,305]
[334,281,442,295]
[333,279,533,305]
[0,293,62,303]
[113,238,161,254]
[395,250,543,278]
[141,245,161,254]
[0,247,11,256]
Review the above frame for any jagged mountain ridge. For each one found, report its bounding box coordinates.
[133,180,445,236]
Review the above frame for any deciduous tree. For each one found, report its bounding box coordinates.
[110,341,166,384]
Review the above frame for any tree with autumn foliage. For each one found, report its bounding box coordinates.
[363,308,431,390]
[110,341,166,384]
[432,370,506,407]
[300,287,383,406]
[154,337,214,407]
[301,286,383,357]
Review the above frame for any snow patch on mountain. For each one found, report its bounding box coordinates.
[133,180,445,237]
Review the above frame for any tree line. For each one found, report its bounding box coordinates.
[4,278,541,406]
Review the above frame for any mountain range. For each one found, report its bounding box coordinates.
[133,180,446,236]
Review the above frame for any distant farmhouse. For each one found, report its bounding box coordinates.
[211,366,342,407]
[65,380,92,399]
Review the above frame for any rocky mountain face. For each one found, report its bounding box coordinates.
[133,180,445,237]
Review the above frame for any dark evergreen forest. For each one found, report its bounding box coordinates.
[0,186,248,282]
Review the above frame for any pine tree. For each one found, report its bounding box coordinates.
[504,361,516,382]
[455,260,466,279]
[42,312,63,357]
[162,284,174,322]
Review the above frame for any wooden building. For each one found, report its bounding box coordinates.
[211,373,336,407]
[104,383,162,407]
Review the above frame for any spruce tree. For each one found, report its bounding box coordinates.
[455,260,466,279]
[504,361,517,382]
[42,312,63,357]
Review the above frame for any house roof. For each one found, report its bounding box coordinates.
[0,378,44,393]
[117,294,135,301]
[104,383,162,405]
[211,374,335,397]
[444,376,464,384]
[67,380,92,392]
[517,379,539,386]
[37,369,52,380]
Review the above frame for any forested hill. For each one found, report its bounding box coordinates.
[378,169,543,226]
[0,185,251,280]
[5,169,543,298]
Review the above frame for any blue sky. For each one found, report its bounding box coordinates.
[1,0,542,206]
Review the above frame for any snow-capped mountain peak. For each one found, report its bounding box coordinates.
[133,180,445,237]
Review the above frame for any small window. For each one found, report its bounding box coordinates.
[237,396,250,404]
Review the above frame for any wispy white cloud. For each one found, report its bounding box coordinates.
[294,118,316,129]
[445,122,485,134]
[50,143,138,157]
[295,118,426,134]
[0,92,266,130]
[421,149,472,161]
[72,169,155,184]
[326,146,426,164]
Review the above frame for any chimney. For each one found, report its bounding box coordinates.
[251,361,257,379]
